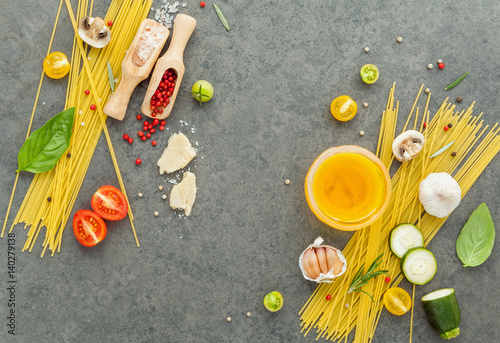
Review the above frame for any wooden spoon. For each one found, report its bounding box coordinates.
[141,14,197,120]
[104,19,169,121]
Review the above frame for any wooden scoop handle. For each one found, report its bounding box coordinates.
[167,14,197,60]
[103,76,141,121]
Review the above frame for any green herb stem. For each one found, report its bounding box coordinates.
[107,61,115,92]
[430,140,455,158]
[444,72,469,91]
[213,4,230,31]
[348,254,389,302]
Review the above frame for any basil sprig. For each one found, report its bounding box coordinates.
[456,203,495,267]
[17,107,75,173]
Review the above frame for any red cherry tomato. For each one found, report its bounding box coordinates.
[72,209,107,247]
[90,185,128,221]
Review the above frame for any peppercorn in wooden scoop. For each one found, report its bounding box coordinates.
[103,19,169,121]
[141,14,197,120]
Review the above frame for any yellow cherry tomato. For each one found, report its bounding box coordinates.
[330,95,357,121]
[43,52,70,79]
[383,287,412,315]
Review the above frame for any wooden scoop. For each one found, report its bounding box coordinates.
[104,19,169,121]
[141,14,197,120]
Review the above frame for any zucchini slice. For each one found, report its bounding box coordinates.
[400,247,437,285]
[422,288,461,339]
[389,223,424,258]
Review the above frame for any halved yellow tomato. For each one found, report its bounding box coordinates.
[330,95,357,121]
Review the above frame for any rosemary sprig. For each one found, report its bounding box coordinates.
[347,253,388,302]
[430,140,455,158]
[444,72,469,91]
[213,4,230,31]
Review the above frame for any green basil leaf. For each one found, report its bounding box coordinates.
[456,203,495,267]
[17,107,75,173]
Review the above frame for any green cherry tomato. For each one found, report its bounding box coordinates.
[360,64,379,84]
[191,80,214,105]
[263,291,284,312]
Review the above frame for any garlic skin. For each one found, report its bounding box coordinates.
[419,173,461,218]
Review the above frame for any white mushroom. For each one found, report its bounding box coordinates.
[78,17,111,48]
[392,130,425,162]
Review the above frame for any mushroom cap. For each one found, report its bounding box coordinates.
[78,17,111,49]
[392,130,425,162]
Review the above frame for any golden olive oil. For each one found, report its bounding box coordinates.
[312,153,385,223]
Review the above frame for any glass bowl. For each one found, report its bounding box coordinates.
[304,145,391,231]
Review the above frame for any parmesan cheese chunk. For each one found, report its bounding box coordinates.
[157,133,196,174]
[169,172,197,216]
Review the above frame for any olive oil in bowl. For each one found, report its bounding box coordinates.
[305,146,391,231]
[312,153,384,223]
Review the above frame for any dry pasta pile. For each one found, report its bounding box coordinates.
[1,0,153,256]
[299,83,500,342]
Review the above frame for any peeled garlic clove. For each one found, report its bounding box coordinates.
[299,237,347,283]
[392,130,425,162]
[419,172,461,218]
[315,248,329,275]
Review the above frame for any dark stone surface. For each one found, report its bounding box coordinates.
[0,0,499,342]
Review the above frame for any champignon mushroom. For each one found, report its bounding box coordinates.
[392,130,425,162]
[78,17,111,48]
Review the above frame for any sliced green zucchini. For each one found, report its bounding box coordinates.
[422,288,461,339]
[400,247,437,285]
[389,223,424,258]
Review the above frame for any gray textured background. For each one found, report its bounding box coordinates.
[1,0,499,342]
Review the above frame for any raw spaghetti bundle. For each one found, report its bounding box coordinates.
[2,0,153,256]
[299,84,500,342]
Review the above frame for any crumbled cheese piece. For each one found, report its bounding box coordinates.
[157,133,196,174]
[169,172,196,216]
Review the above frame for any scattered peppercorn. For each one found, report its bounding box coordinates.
[160,120,166,126]
[135,158,142,165]
[141,136,147,141]
[437,59,443,64]
[159,126,165,131]
[385,276,391,282]
[423,122,427,128]
[425,88,430,94]
[128,138,133,144]
[326,295,332,301]
[226,316,231,322]
[67,153,71,158]
[138,131,144,137]
[159,185,164,191]
[84,89,90,95]
[451,151,457,157]
[363,102,368,107]
[123,134,129,140]
[154,211,159,217]
[427,64,433,69]
[152,140,157,146]
[107,20,113,27]
[359,131,365,136]
[138,192,143,198]
[345,303,350,308]
[457,97,463,103]
[90,104,96,110]
[136,114,142,120]
[162,194,167,200]
[448,123,453,128]
[47,197,52,202]
[284,179,291,185]
[438,63,445,69]
[146,133,151,138]
[397,36,403,43]
[444,125,449,131]
[364,47,370,53]
[246,312,251,317]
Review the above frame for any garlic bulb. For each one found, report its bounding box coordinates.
[419,173,461,218]
[299,237,347,283]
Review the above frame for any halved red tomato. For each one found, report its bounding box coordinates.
[91,185,128,221]
[72,209,107,247]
